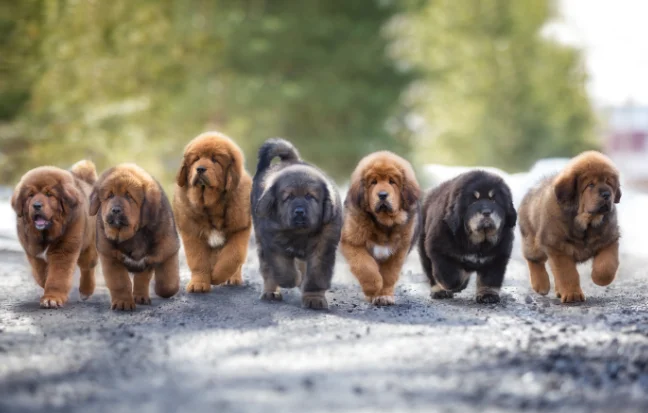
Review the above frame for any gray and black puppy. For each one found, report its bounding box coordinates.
[251,138,342,309]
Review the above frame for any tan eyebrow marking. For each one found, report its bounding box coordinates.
[488,190,494,198]
[474,191,480,199]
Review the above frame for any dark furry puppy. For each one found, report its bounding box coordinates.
[251,138,342,309]
[418,170,517,303]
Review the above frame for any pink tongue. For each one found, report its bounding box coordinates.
[35,218,47,226]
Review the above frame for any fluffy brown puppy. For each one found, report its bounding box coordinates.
[90,164,180,310]
[341,151,420,306]
[11,160,98,308]
[173,131,252,293]
[519,151,622,303]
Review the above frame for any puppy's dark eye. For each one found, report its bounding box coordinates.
[124,193,131,200]
[305,193,315,201]
[389,178,396,185]
[287,194,295,201]
[45,191,52,197]
[211,156,217,164]
[370,179,377,186]
[588,183,595,189]
[107,193,114,200]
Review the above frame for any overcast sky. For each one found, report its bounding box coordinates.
[548,0,648,107]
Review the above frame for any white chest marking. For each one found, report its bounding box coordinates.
[372,245,393,261]
[207,230,225,248]
[461,254,492,265]
[37,246,49,262]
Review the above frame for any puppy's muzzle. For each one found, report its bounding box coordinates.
[374,192,393,213]
[106,206,129,228]
[292,207,308,228]
[193,167,211,187]
[597,190,612,213]
[32,209,52,231]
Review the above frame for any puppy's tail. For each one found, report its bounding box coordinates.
[70,160,98,185]
[256,138,300,174]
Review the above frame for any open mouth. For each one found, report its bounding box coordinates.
[33,215,51,231]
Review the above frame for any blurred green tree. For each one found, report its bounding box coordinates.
[389,0,596,171]
[0,0,412,187]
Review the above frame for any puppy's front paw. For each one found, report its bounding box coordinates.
[372,295,395,306]
[431,285,454,299]
[260,291,283,301]
[225,274,243,286]
[302,294,328,310]
[476,292,500,304]
[40,293,67,309]
[111,298,136,311]
[559,289,585,303]
[134,295,152,305]
[186,280,211,293]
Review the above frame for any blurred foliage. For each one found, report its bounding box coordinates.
[0,0,595,188]
[0,0,411,188]
[389,0,597,171]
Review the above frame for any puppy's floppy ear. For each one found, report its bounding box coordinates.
[141,183,162,228]
[400,174,420,211]
[59,182,81,213]
[322,184,337,224]
[443,188,462,235]
[255,187,276,218]
[554,171,578,205]
[614,185,622,204]
[89,187,101,216]
[11,184,28,218]
[346,177,366,210]
[225,153,241,192]
[502,185,517,228]
[176,157,188,187]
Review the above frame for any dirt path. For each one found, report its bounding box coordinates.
[1,243,648,413]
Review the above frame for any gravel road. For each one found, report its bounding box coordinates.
[1,239,648,413]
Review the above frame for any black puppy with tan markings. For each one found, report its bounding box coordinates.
[419,170,517,304]
[251,138,342,310]
[90,164,180,310]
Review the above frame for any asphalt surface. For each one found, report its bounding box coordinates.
[1,238,648,413]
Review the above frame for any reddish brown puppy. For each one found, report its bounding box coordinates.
[11,161,98,308]
[173,131,252,293]
[90,164,180,310]
[341,151,420,305]
[519,151,622,303]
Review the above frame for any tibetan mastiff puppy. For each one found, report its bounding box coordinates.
[251,138,342,310]
[174,131,252,293]
[12,161,98,308]
[90,164,180,310]
[519,151,621,303]
[341,151,420,306]
[419,171,517,304]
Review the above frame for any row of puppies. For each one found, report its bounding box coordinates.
[11,131,621,310]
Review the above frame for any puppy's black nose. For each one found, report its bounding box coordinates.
[294,207,305,217]
[601,190,611,200]
[32,202,42,211]
[378,191,388,200]
[482,210,492,217]
[111,206,122,215]
[196,166,207,174]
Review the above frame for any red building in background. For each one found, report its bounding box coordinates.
[604,104,648,189]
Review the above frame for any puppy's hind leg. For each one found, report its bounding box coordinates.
[523,237,550,295]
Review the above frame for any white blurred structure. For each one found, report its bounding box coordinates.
[603,104,648,188]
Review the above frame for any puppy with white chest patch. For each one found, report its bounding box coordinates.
[418,170,517,304]
[341,151,420,306]
[251,138,342,310]
[173,131,252,293]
